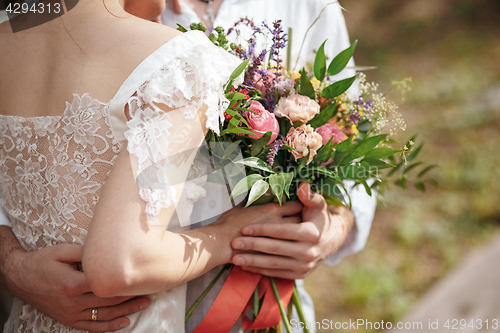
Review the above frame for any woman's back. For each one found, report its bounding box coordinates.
[0,0,180,118]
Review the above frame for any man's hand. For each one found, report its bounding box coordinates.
[0,227,150,332]
[230,182,355,279]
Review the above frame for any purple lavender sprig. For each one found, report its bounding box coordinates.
[244,50,267,87]
[267,137,284,167]
[227,17,262,60]
[262,20,288,77]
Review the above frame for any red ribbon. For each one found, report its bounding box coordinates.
[191,266,294,333]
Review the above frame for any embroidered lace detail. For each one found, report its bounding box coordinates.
[124,43,240,224]
[0,94,120,333]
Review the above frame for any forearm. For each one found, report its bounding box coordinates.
[0,226,25,296]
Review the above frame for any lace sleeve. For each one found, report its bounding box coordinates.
[122,42,241,225]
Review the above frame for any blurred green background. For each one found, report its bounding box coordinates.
[304,0,500,331]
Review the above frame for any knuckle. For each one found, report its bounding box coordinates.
[303,247,319,262]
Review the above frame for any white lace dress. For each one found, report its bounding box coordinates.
[0,30,241,333]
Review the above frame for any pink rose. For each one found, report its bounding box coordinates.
[253,70,276,97]
[285,124,323,165]
[316,123,346,145]
[274,94,320,124]
[245,101,279,144]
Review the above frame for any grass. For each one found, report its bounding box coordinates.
[304,0,500,331]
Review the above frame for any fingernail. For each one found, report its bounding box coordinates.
[120,322,129,328]
[140,302,150,310]
[242,227,253,235]
[235,257,246,265]
[235,241,244,249]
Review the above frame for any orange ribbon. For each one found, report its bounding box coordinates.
[191,266,294,333]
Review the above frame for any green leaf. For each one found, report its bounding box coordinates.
[321,75,357,99]
[251,131,272,157]
[360,158,395,169]
[417,164,438,178]
[307,103,338,129]
[299,68,316,99]
[221,127,255,136]
[351,134,388,159]
[327,40,357,76]
[407,143,423,162]
[338,165,372,180]
[236,157,274,173]
[323,192,346,207]
[314,40,327,81]
[359,179,373,196]
[403,162,423,175]
[415,181,426,192]
[269,173,287,205]
[394,177,408,190]
[225,92,248,101]
[245,180,270,207]
[176,24,188,32]
[365,147,402,159]
[316,136,334,163]
[320,178,347,206]
[230,174,264,200]
[332,136,355,165]
[282,172,295,197]
[230,59,250,80]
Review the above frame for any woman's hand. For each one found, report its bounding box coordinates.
[230,182,354,279]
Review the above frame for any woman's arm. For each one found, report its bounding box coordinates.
[82,104,302,297]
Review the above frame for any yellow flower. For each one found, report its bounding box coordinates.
[310,78,321,90]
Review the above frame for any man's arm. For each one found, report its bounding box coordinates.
[0,226,150,331]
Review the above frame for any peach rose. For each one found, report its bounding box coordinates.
[316,123,346,145]
[274,94,320,124]
[285,124,323,164]
[246,100,279,144]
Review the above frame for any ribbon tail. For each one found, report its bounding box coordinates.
[190,266,262,333]
[242,277,295,330]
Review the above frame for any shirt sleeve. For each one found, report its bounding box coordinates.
[119,41,241,225]
[323,180,377,266]
[0,205,12,228]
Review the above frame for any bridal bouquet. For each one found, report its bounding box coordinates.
[180,19,435,333]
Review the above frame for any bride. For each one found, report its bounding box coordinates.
[0,0,304,332]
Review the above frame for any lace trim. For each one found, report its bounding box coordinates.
[123,43,240,224]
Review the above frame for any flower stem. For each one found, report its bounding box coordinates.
[292,282,310,333]
[185,264,232,322]
[253,285,260,317]
[269,277,293,333]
